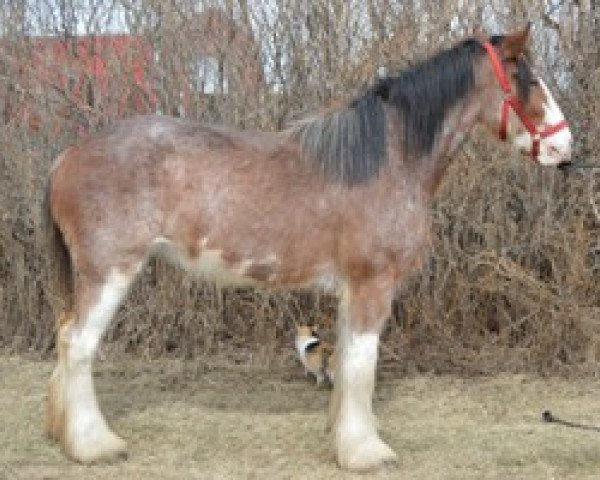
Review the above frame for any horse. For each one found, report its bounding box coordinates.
[44,26,572,470]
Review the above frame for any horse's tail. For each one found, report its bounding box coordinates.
[42,172,73,315]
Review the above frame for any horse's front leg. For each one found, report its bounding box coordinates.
[331,274,397,470]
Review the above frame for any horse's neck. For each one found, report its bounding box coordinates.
[415,92,484,194]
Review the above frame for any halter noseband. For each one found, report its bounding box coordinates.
[482,41,568,159]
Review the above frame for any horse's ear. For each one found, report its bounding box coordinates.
[501,23,531,60]
[471,27,487,43]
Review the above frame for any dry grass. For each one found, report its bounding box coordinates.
[3,355,600,480]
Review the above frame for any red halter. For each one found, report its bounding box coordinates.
[482,41,568,159]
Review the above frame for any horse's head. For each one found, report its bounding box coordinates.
[478,25,572,167]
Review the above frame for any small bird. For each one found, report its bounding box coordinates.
[294,324,336,386]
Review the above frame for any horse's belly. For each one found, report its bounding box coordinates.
[152,237,267,286]
[151,236,341,291]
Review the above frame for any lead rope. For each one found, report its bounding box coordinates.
[542,410,600,432]
[589,167,600,223]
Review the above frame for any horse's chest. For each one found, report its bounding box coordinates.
[371,198,432,269]
[373,195,430,245]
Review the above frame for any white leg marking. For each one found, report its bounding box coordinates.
[336,332,396,470]
[69,271,131,365]
[64,270,132,462]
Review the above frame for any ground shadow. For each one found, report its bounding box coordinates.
[94,360,336,422]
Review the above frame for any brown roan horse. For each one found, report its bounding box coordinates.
[45,27,572,470]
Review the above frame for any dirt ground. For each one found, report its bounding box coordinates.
[3,356,600,480]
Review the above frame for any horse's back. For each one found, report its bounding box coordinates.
[48,116,191,270]
[47,115,344,283]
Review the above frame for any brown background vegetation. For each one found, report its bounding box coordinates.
[0,0,599,375]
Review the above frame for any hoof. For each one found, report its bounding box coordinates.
[337,435,397,471]
[65,429,128,464]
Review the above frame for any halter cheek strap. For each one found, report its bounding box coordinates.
[482,41,568,159]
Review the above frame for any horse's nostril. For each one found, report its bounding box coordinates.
[557,159,572,171]
[549,146,559,154]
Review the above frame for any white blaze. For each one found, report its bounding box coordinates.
[513,79,572,166]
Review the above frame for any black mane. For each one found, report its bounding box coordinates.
[374,38,484,162]
[293,37,516,185]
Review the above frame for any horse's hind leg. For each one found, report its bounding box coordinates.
[332,275,397,471]
[47,266,137,463]
[46,311,73,442]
